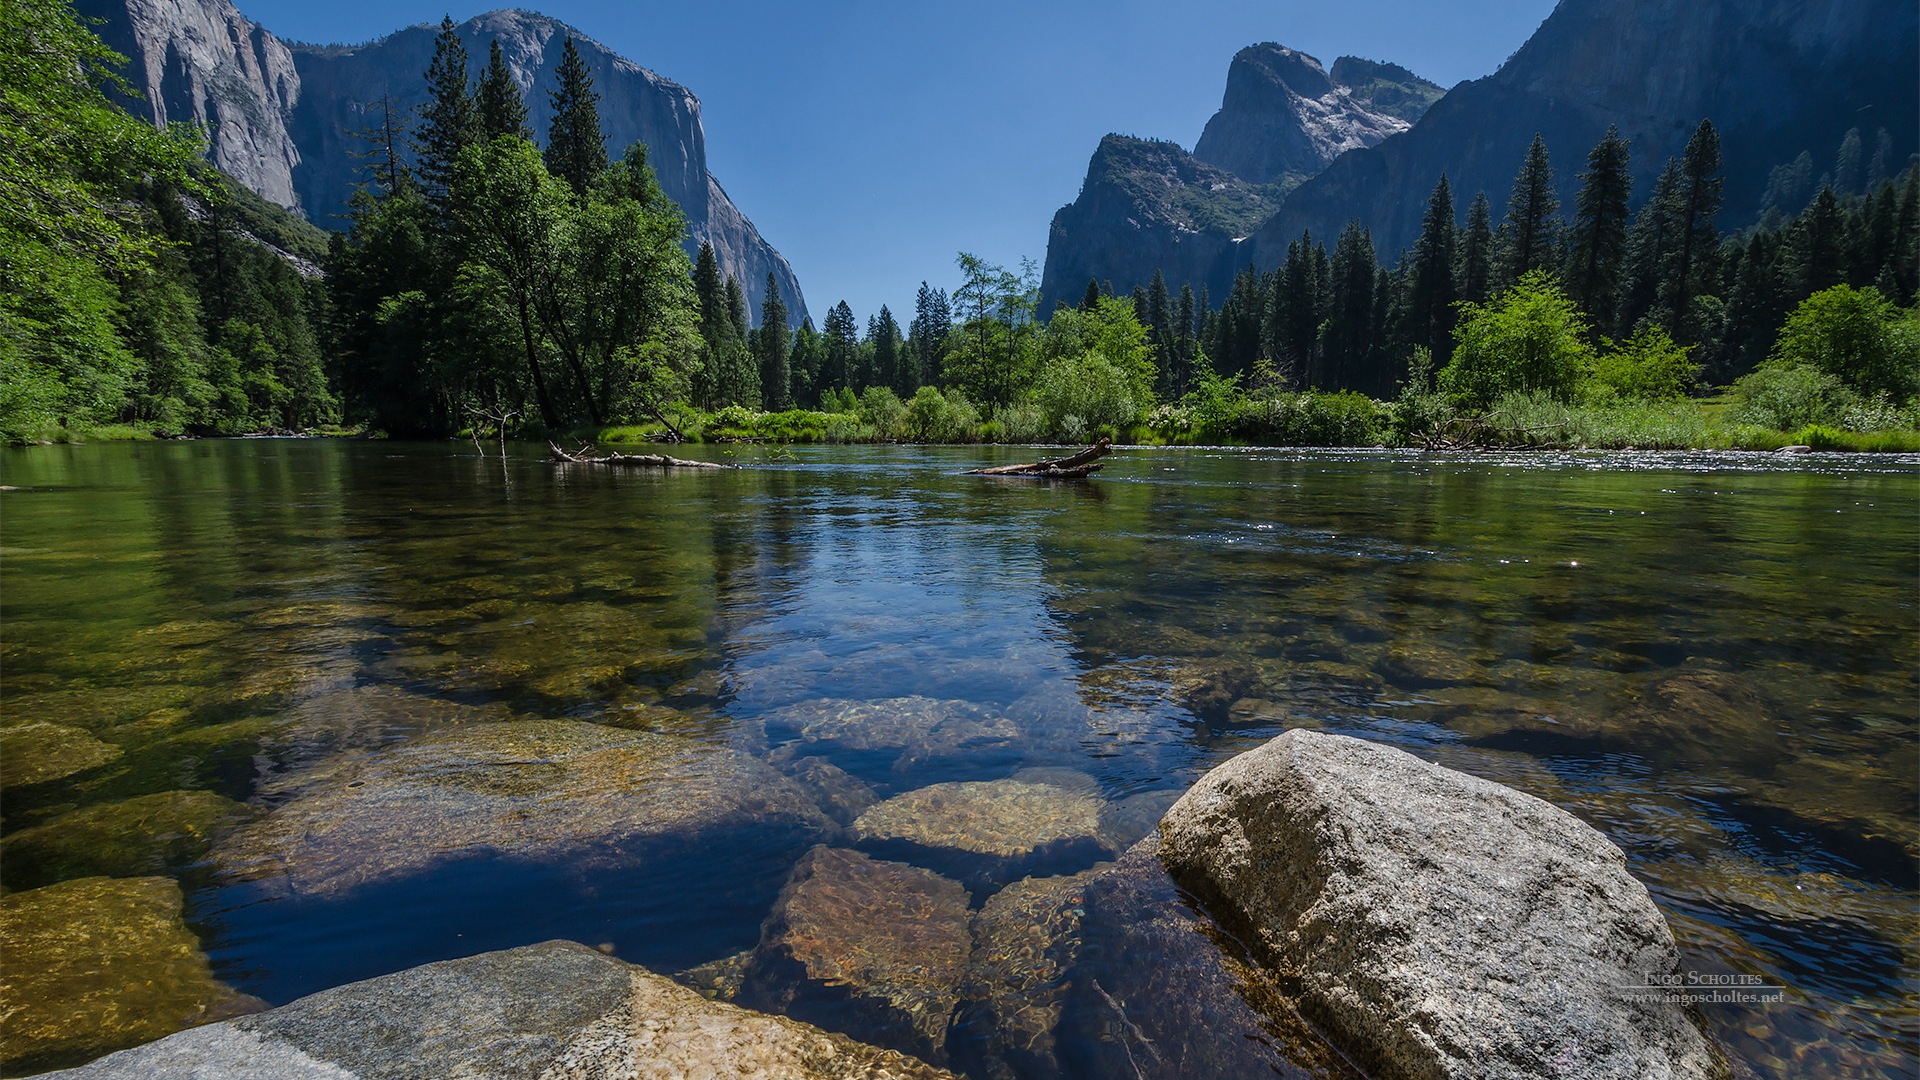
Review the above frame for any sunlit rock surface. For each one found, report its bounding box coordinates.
[852,775,1105,860]
[44,940,955,1079]
[0,790,251,890]
[1159,728,1730,1079]
[0,722,122,787]
[740,846,973,1065]
[1,877,261,1075]
[212,719,831,896]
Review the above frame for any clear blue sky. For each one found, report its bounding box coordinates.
[239,0,1559,324]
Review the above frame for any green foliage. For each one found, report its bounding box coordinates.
[1769,284,1919,400]
[1440,271,1595,409]
[1033,352,1141,437]
[855,386,905,439]
[544,38,607,196]
[1589,325,1696,401]
[1726,364,1859,430]
[902,386,980,443]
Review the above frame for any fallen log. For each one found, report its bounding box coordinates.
[548,442,734,469]
[966,438,1111,477]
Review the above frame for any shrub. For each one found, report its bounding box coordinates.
[1771,284,1920,400]
[1032,352,1140,436]
[1232,389,1386,446]
[994,401,1048,443]
[856,386,905,440]
[902,385,979,443]
[1589,325,1697,401]
[1726,364,1856,430]
[1440,271,1595,409]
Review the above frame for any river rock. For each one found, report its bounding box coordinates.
[0,721,122,787]
[43,940,956,1079]
[955,867,1102,1080]
[740,847,973,1065]
[766,697,1026,774]
[1056,837,1350,1080]
[2,877,262,1075]
[213,719,831,896]
[1158,728,1729,1079]
[0,789,252,890]
[850,774,1108,886]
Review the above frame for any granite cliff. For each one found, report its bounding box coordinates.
[79,1,807,326]
[1040,44,1438,310]
[1250,0,1919,263]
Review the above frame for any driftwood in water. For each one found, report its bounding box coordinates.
[967,438,1112,477]
[548,442,734,469]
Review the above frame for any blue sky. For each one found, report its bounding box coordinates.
[239,0,1559,324]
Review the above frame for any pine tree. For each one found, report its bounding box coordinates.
[757,274,791,409]
[476,39,529,141]
[1496,134,1558,287]
[1175,285,1197,388]
[348,94,412,199]
[870,305,903,394]
[1081,278,1102,312]
[1323,222,1377,391]
[726,277,749,342]
[1406,174,1458,362]
[1458,193,1494,305]
[1833,128,1863,195]
[414,16,476,208]
[1790,186,1847,298]
[1565,125,1632,333]
[788,317,822,406]
[1619,160,1683,334]
[545,37,606,195]
[1146,270,1172,370]
[908,281,949,387]
[1666,119,1724,341]
[821,301,858,393]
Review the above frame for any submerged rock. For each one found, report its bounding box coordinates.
[1057,837,1348,1080]
[765,697,1024,773]
[956,867,1103,1080]
[852,775,1104,860]
[0,789,252,890]
[740,846,973,1065]
[1158,728,1729,1080]
[45,940,955,1079]
[0,722,122,787]
[213,719,831,896]
[1,877,261,1075]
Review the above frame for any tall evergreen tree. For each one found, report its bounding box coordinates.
[1565,125,1632,333]
[476,39,530,141]
[1619,160,1684,334]
[1496,134,1558,287]
[726,276,750,342]
[1458,192,1494,305]
[870,305,904,394]
[1666,119,1724,341]
[1406,174,1458,361]
[1146,270,1172,370]
[788,317,822,406]
[1789,186,1848,298]
[1833,128,1863,195]
[1323,222,1377,391]
[545,37,607,195]
[757,273,791,409]
[1081,278,1103,312]
[821,301,859,393]
[908,281,950,387]
[1175,285,1197,389]
[414,16,477,209]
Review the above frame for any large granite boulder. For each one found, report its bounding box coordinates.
[42,940,956,1078]
[1,877,262,1075]
[212,719,831,896]
[739,847,974,1065]
[1158,728,1729,1080]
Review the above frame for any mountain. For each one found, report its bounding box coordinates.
[79,1,808,327]
[1250,0,1920,264]
[1040,44,1440,310]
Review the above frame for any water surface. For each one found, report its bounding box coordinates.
[2,440,1914,1077]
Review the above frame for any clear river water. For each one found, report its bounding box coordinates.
[1,440,1914,1077]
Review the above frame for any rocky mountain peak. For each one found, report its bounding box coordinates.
[1192,42,1437,186]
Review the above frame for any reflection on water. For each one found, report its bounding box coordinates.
[1,440,1914,1077]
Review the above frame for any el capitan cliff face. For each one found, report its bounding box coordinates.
[79,1,807,326]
